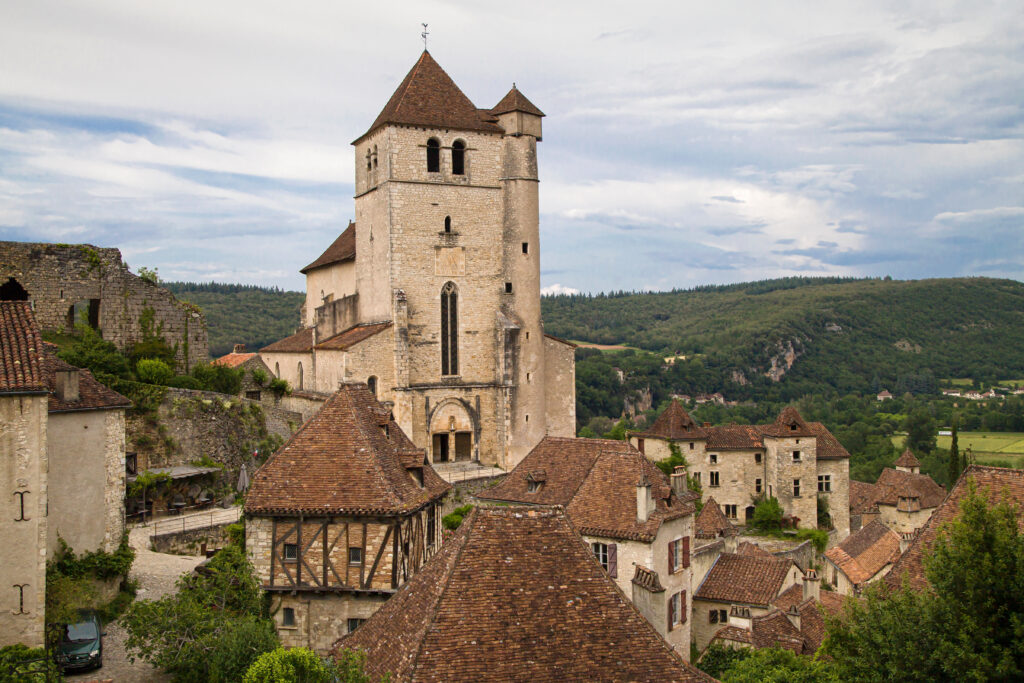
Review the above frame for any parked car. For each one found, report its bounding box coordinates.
[57,610,104,672]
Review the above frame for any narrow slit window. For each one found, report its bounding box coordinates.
[452,140,465,175]
[441,282,458,375]
[522,242,529,254]
[426,138,440,172]
[505,282,513,293]
[444,216,452,233]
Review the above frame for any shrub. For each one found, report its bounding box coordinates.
[268,378,291,397]
[0,644,60,683]
[137,358,174,385]
[192,363,244,395]
[751,496,784,532]
[243,647,336,683]
[442,504,474,530]
[167,375,202,389]
[250,368,269,387]
[58,324,131,379]
[795,528,829,554]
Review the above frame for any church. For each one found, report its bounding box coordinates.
[260,51,576,470]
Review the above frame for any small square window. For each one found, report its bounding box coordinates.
[755,452,762,463]
[283,543,298,562]
[818,475,831,492]
[347,618,365,633]
[724,504,737,519]
[282,607,296,626]
[689,442,694,450]
[709,471,720,487]
[505,282,513,293]
[592,542,609,571]
[719,609,728,623]
[349,547,363,565]
[792,450,801,462]
[793,479,801,497]
[756,478,762,494]
[709,454,718,464]
[522,242,529,254]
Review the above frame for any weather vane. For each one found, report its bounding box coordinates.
[421,23,429,50]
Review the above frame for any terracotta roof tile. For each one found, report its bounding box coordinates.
[478,436,694,542]
[873,467,946,509]
[301,222,356,274]
[334,506,715,682]
[633,399,708,440]
[760,406,815,438]
[357,51,503,142]
[894,448,921,468]
[212,352,256,368]
[849,480,880,515]
[42,349,130,412]
[712,610,804,653]
[695,553,795,606]
[736,541,773,558]
[244,383,449,516]
[491,86,545,117]
[260,327,313,353]
[886,465,1024,591]
[0,302,46,393]
[806,422,851,459]
[315,322,391,351]
[705,424,763,450]
[695,497,738,538]
[770,583,806,611]
[825,520,901,586]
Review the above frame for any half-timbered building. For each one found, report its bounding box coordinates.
[244,382,450,652]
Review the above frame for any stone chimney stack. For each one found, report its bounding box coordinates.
[54,368,79,402]
[233,343,246,354]
[803,568,820,602]
[670,465,688,497]
[900,530,917,554]
[785,605,801,631]
[729,605,752,630]
[636,475,654,523]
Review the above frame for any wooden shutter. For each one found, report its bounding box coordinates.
[682,536,690,569]
[668,593,675,632]
[608,543,617,578]
[668,539,676,574]
[680,590,687,623]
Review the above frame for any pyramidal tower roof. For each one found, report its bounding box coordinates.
[894,448,921,468]
[491,85,545,117]
[357,51,503,143]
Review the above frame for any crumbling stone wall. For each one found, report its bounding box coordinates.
[0,241,208,369]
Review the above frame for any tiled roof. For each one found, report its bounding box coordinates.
[806,422,851,459]
[894,448,921,468]
[491,86,545,117]
[0,302,46,393]
[712,610,804,653]
[632,399,708,440]
[477,436,695,542]
[849,480,880,515]
[770,583,806,612]
[43,349,130,412]
[357,51,503,143]
[632,564,665,592]
[301,222,356,274]
[315,322,392,351]
[886,465,1024,591]
[766,585,848,654]
[873,467,946,508]
[333,506,715,683]
[695,497,737,538]
[705,424,763,450]
[695,553,795,606]
[260,327,314,353]
[245,383,449,516]
[213,352,256,368]
[825,520,901,586]
[736,541,773,558]
[760,406,815,438]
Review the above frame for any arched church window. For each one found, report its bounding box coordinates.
[372,144,378,169]
[444,216,452,233]
[366,149,372,170]
[451,140,465,175]
[426,138,440,173]
[367,375,377,397]
[440,282,458,376]
[297,362,304,391]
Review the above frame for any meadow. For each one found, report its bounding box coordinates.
[893,431,1024,467]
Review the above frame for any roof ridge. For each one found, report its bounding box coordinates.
[347,385,402,508]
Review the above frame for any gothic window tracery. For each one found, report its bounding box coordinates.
[440,282,458,376]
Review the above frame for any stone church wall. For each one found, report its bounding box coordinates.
[0,241,208,370]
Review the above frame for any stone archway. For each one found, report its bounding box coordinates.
[0,277,28,301]
[427,398,477,464]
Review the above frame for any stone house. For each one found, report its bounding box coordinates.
[477,436,698,654]
[692,552,804,651]
[848,450,946,534]
[213,344,276,401]
[631,402,850,536]
[244,382,450,653]
[332,506,715,682]
[258,50,576,471]
[694,496,739,542]
[823,520,901,594]
[0,302,48,648]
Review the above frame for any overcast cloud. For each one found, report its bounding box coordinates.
[1,0,1021,292]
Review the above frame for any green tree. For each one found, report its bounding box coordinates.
[0,644,61,683]
[718,647,839,682]
[58,325,131,379]
[948,415,961,486]
[136,358,174,385]
[243,648,336,683]
[903,407,937,456]
[751,496,783,532]
[191,363,244,395]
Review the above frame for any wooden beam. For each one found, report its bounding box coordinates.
[391,520,400,588]
[364,524,392,590]
[270,519,277,588]
[322,520,329,588]
[296,514,303,586]
[359,522,367,588]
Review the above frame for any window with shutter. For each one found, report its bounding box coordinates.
[682,536,690,569]
[608,543,618,578]
[679,590,687,623]
[668,539,676,574]
[668,593,676,631]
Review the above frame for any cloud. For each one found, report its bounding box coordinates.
[541,283,580,295]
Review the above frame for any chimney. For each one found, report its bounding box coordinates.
[233,343,246,354]
[54,369,80,402]
[670,465,688,497]
[785,605,801,631]
[803,569,820,602]
[729,605,752,630]
[724,534,738,553]
[636,476,655,523]
[900,531,916,554]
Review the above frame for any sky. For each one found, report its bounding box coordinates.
[1,1,1022,294]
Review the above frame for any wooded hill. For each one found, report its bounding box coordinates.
[544,277,1024,402]
[164,282,304,358]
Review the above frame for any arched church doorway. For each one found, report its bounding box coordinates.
[428,399,475,463]
[0,277,28,301]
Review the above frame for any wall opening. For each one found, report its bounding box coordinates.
[444,216,452,233]
[440,282,458,376]
[66,299,100,329]
[451,140,466,175]
[297,362,304,391]
[426,138,440,172]
[367,375,377,397]
[0,277,28,301]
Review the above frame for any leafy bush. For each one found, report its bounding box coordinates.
[816,495,833,529]
[49,536,135,581]
[226,523,246,550]
[192,363,244,395]
[250,368,269,387]
[269,378,291,397]
[751,497,784,532]
[167,375,202,389]
[0,644,61,683]
[795,528,829,554]
[443,504,473,530]
[243,647,336,683]
[57,325,131,379]
[137,358,174,385]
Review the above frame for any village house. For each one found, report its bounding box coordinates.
[823,520,901,594]
[695,496,739,542]
[477,436,698,654]
[876,390,893,401]
[244,382,450,653]
[848,449,946,534]
[258,50,576,472]
[332,506,714,682]
[213,344,276,401]
[630,401,850,536]
[692,551,805,651]
[886,464,1024,591]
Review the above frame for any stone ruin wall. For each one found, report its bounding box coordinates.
[0,241,208,370]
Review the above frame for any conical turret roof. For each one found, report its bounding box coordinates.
[894,448,921,468]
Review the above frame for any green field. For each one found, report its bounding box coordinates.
[894,431,1024,467]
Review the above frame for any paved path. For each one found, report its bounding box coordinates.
[67,514,209,683]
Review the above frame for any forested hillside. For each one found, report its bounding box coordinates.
[164,282,304,358]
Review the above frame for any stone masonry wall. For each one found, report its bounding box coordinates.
[150,522,234,555]
[0,241,208,369]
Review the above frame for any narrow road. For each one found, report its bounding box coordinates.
[66,517,208,682]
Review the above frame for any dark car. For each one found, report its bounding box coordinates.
[57,611,104,672]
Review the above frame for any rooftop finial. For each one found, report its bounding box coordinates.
[421,23,429,51]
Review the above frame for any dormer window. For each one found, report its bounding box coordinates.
[790,423,798,431]
[452,140,465,175]
[426,138,440,172]
[527,480,543,493]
